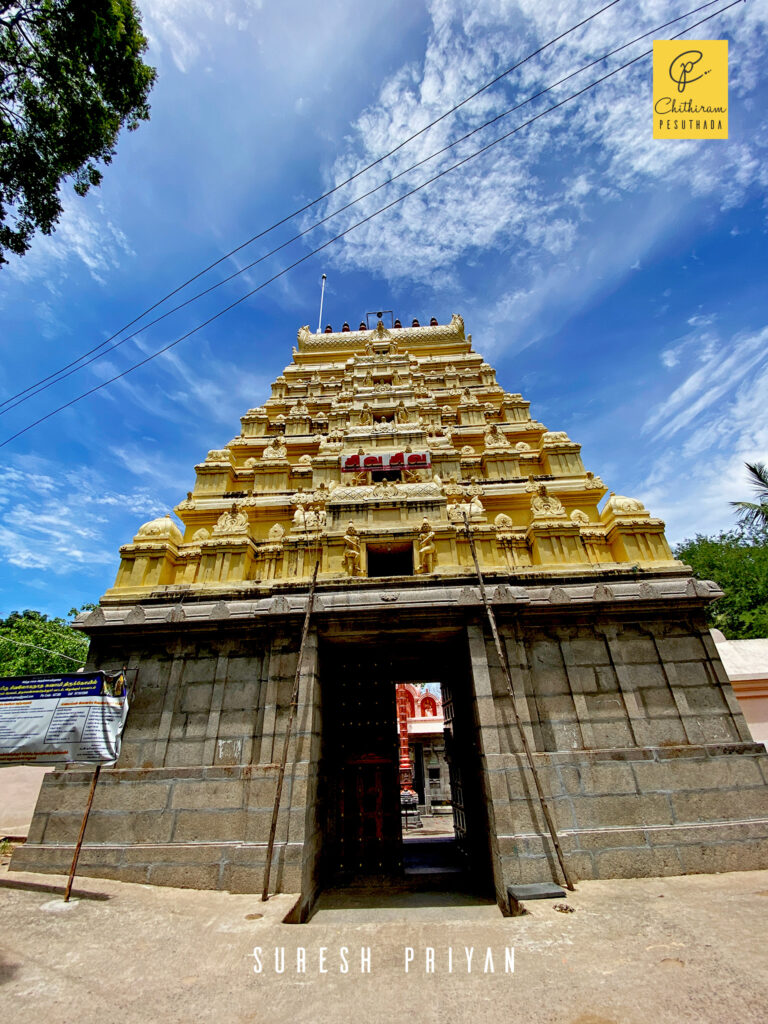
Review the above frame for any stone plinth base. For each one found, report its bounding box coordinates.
[487,742,768,888]
[11,763,313,898]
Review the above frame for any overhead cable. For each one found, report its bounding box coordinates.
[0,0,743,449]
[0,0,625,412]
[0,0,726,418]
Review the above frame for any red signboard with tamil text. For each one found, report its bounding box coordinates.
[341,451,431,472]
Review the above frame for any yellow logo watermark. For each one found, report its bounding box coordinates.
[653,40,728,140]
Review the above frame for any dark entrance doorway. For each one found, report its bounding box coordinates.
[318,634,493,893]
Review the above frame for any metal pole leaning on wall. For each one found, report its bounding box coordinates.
[262,559,320,902]
[462,514,575,891]
[64,764,101,902]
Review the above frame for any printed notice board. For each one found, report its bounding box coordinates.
[0,672,128,766]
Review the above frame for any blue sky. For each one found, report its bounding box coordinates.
[1,0,767,619]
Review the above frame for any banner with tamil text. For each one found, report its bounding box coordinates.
[0,672,129,766]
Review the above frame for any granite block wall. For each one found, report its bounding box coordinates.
[12,626,323,912]
[468,610,768,900]
[13,592,768,918]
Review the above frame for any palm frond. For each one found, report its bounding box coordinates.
[730,499,768,531]
[745,462,768,502]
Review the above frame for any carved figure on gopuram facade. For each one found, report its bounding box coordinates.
[416,518,437,574]
[343,523,362,576]
[394,401,410,424]
[531,484,566,518]
[213,503,249,536]
[484,423,511,448]
[262,438,287,461]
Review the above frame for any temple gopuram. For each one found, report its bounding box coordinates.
[15,313,768,918]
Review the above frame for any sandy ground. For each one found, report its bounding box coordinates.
[0,767,49,836]
[1,849,767,1024]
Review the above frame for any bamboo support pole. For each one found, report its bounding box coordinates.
[64,764,101,902]
[261,559,320,901]
[462,513,575,891]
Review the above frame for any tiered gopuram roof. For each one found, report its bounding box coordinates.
[105,313,679,600]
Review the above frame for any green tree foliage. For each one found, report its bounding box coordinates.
[674,528,768,639]
[0,607,92,675]
[731,461,768,532]
[0,1,156,263]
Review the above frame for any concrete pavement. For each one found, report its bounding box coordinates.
[1,848,766,1024]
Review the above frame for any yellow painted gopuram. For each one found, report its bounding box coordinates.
[108,313,677,599]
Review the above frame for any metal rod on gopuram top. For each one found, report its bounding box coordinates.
[261,558,320,902]
[63,763,101,902]
[316,273,327,334]
[462,511,575,892]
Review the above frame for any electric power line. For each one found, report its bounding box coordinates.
[0,0,726,418]
[0,634,87,665]
[0,0,743,450]
[0,0,625,412]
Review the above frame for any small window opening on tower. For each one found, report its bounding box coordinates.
[370,469,403,483]
[366,541,413,578]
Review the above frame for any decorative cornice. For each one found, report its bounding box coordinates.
[296,314,467,353]
[85,573,721,627]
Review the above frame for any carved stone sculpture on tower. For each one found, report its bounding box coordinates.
[262,438,287,461]
[469,493,486,521]
[343,523,362,576]
[416,518,437,574]
[484,423,511,448]
[531,484,566,519]
[605,493,646,515]
[212,503,249,536]
[394,401,410,424]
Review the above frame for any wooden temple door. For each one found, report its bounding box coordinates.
[340,753,400,874]
[323,649,402,879]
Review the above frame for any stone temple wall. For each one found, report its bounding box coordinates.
[468,612,768,902]
[13,623,325,920]
[12,576,768,918]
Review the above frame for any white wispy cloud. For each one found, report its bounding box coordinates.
[643,327,768,438]
[141,0,263,73]
[93,334,271,435]
[638,327,768,542]
[313,0,768,348]
[3,199,135,286]
[0,458,167,575]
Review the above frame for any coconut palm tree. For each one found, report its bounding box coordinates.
[731,462,768,530]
